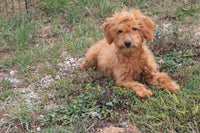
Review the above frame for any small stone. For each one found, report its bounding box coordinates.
[10,70,17,76]
[55,75,60,80]
[5,78,20,84]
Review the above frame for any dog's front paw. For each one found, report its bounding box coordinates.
[78,61,86,70]
[78,64,84,70]
[136,88,153,98]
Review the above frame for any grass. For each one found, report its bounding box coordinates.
[0,0,200,132]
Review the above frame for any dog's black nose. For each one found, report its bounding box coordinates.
[124,41,132,47]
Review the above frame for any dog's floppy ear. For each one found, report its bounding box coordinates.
[140,16,155,41]
[102,21,114,44]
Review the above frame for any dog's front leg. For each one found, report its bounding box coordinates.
[116,80,153,98]
[78,43,101,70]
[79,60,91,70]
[79,54,98,70]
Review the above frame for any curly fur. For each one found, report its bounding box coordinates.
[79,9,180,98]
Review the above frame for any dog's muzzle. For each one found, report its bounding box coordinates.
[124,41,132,48]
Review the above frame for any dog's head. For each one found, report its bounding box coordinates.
[103,9,154,51]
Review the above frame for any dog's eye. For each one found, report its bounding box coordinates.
[118,30,123,33]
[132,27,137,31]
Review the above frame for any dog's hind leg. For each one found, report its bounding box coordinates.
[143,69,180,93]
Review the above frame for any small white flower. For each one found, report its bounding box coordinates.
[92,112,97,117]
[46,61,50,66]
[175,64,182,67]
[163,23,172,30]
[39,115,44,118]
[22,89,26,94]
[158,59,164,64]
[37,127,41,131]
[122,122,128,128]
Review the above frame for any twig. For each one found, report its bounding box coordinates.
[18,0,21,13]
[12,0,15,13]
[87,121,97,131]
[30,0,32,8]
[32,0,35,7]
[4,0,8,17]
[182,54,200,58]
[25,0,29,13]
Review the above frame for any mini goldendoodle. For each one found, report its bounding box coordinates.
[79,9,180,98]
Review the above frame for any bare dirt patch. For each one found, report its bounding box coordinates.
[96,124,140,133]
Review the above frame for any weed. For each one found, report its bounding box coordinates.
[41,86,113,129]
[161,51,194,73]
[0,15,36,52]
[15,52,33,73]
[173,0,200,19]
[15,22,33,51]
[0,78,14,101]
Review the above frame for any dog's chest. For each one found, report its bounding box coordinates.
[116,58,143,79]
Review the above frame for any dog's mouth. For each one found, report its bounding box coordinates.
[125,44,131,48]
[122,43,139,49]
[118,46,135,50]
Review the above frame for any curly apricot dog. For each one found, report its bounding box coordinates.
[79,9,180,98]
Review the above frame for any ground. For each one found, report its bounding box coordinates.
[0,0,200,132]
